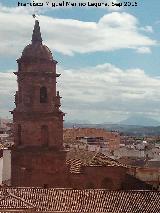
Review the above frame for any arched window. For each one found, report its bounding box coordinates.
[41,125,49,146]
[17,124,22,145]
[18,63,21,71]
[40,87,48,103]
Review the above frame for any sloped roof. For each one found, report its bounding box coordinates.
[66,149,127,173]
[0,188,159,212]
[0,189,35,210]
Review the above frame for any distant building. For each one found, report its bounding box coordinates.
[64,128,120,151]
[0,149,11,186]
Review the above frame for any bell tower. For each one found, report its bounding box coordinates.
[13,20,64,149]
[11,20,67,187]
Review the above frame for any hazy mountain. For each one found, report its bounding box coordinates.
[64,116,160,136]
[119,115,160,127]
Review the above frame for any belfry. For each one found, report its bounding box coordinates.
[13,20,64,148]
[11,20,67,186]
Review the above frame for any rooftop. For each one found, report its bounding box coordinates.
[66,149,128,173]
[0,188,159,212]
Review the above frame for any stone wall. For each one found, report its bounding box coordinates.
[11,148,68,187]
[11,148,132,190]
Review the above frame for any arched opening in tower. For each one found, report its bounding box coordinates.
[40,86,48,103]
[41,125,49,146]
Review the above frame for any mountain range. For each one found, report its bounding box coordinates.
[64,115,160,136]
[118,115,160,127]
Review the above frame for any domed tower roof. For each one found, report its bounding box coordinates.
[19,20,53,61]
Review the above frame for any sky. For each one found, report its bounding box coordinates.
[0,0,160,123]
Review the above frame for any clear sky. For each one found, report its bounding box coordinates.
[0,0,160,123]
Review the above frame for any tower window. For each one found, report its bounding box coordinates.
[40,87,48,103]
[18,63,21,71]
[41,125,49,146]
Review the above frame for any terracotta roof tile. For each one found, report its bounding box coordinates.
[66,149,128,173]
[0,188,159,212]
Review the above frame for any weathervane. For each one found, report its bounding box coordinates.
[32,13,39,20]
[32,13,36,18]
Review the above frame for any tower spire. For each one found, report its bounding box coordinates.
[32,19,42,45]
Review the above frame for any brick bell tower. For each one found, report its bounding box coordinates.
[11,20,68,187]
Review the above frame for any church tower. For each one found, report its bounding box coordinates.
[11,20,67,187]
[13,20,64,148]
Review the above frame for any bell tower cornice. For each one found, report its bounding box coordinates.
[13,71,61,78]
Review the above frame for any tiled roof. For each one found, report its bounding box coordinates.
[66,149,127,173]
[91,152,127,167]
[0,189,35,210]
[68,159,83,174]
[0,188,159,212]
